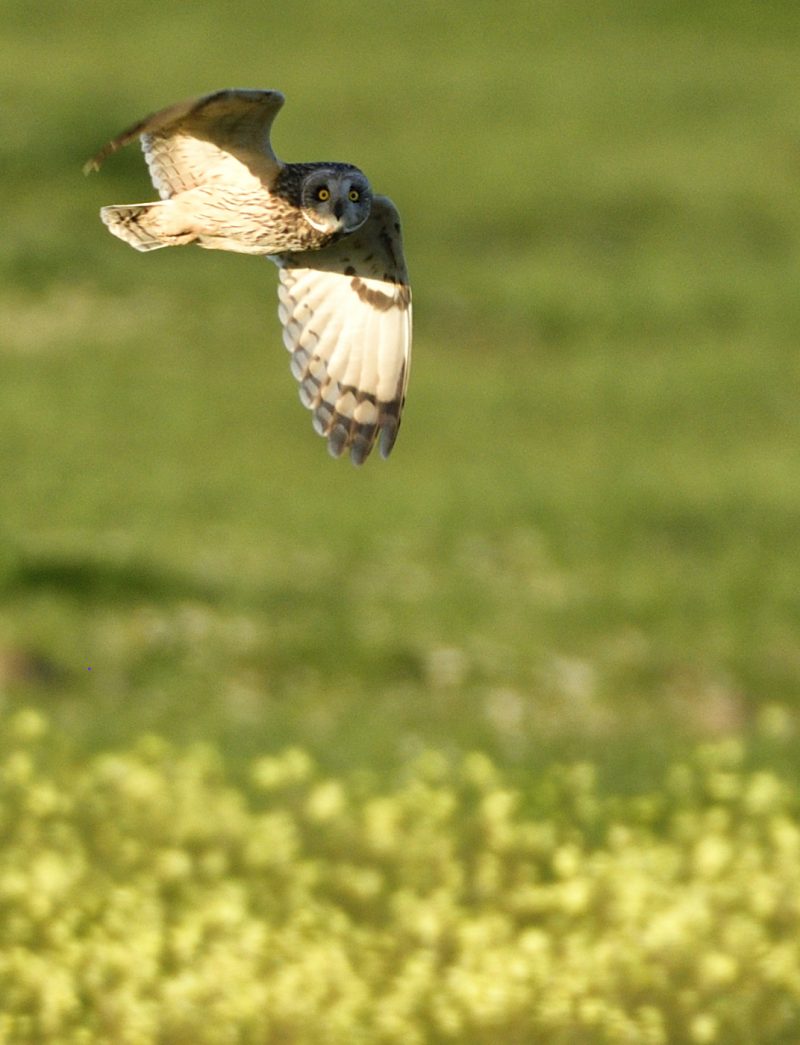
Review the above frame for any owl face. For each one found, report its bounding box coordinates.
[300,167,372,236]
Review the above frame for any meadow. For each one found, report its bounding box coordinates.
[2,0,800,1039]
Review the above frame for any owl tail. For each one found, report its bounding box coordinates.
[100,201,195,252]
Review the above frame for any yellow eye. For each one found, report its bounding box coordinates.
[348,189,360,202]
[317,187,330,201]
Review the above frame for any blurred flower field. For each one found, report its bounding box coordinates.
[1,709,798,1044]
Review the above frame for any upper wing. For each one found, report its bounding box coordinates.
[274,196,412,465]
[84,89,285,197]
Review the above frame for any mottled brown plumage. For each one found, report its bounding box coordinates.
[86,88,412,462]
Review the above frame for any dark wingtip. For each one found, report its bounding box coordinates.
[327,424,350,459]
[82,138,123,175]
[349,436,371,466]
[81,109,155,177]
[378,420,400,459]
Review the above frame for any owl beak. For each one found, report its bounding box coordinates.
[333,200,344,220]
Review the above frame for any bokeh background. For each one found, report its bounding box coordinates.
[3,1,800,1039]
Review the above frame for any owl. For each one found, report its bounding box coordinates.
[85,89,412,464]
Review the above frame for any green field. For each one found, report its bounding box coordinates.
[3,0,800,1039]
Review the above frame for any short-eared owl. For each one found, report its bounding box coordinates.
[85,89,411,464]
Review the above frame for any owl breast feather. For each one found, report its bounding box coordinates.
[189,183,337,254]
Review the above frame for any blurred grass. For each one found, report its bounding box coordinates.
[2,0,800,786]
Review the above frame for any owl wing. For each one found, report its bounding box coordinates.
[273,196,412,464]
[84,89,285,197]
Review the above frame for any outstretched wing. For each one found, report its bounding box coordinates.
[274,196,412,465]
[84,89,285,198]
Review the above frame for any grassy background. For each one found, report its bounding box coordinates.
[2,0,800,785]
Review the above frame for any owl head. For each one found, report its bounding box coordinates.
[300,166,372,236]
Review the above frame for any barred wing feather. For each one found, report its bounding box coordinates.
[273,196,411,464]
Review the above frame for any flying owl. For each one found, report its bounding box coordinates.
[85,88,412,464]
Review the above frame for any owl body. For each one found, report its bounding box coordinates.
[86,88,411,464]
[105,161,372,255]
